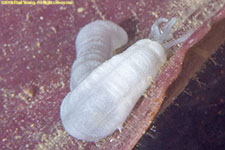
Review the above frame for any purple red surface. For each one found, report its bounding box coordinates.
[135,42,225,150]
[1,0,225,149]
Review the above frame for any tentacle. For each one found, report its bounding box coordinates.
[158,17,176,43]
[163,30,193,49]
[149,18,168,41]
[149,17,192,49]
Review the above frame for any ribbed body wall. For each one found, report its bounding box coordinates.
[61,35,167,141]
[70,20,128,90]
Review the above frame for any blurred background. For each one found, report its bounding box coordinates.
[135,42,225,150]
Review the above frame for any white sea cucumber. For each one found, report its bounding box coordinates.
[60,18,191,142]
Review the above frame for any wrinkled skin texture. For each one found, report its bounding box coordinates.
[1,0,225,150]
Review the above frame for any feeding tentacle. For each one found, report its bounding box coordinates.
[148,17,192,49]
[158,17,176,43]
[149,18,168,41]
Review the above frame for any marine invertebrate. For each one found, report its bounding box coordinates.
[60,18,190,142]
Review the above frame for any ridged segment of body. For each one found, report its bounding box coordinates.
[60,39,167,141]
[70,20,128,90]
[60,18,190,142]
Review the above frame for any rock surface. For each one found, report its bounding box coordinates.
[1,0,225,149]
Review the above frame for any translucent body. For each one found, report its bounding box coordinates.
[60,18,190,141]
[61,39,166,141]
[70,20,128,90]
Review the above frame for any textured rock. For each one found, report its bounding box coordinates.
[1,0,225,149]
